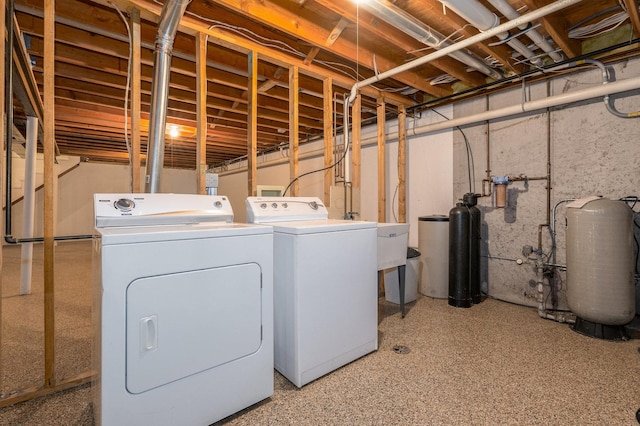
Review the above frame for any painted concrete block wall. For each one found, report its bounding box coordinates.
[217,108,454,245]
[452,58,640,309]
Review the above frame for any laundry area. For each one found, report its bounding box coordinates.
[2,0,640,425]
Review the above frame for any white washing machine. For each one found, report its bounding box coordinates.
[246,196,377,387]
[93,193,273,426]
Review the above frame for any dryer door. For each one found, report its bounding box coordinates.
[126,263,262,394]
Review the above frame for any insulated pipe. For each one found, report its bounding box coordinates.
[487,0,563,62]
[220,72,640,178]
[144,0,190,193]
[406,74,640,136]
[359,0,502,80]
[347,0,584,104]
[20,117,38,295]
[440,0,543,67]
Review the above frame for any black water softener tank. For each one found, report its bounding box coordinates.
[464,193,482,304]
[449,203,472,308]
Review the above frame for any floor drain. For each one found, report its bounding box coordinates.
[393,345,410,355]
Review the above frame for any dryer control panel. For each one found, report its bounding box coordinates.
[246,196,328,223]
[94,193,234,227]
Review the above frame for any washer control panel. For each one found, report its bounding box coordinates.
[95,193,234,227]
[246,196,328,223]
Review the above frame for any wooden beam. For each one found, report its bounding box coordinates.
[304,47,320,65]
[200,0,446,99]
[131,8,141,192]
[196,32,208,194]
[0,0,5,377]
[289,66,299,196]
[43,0,56,388]
[247,51,258,196]
[0,372,94,408]
[326,16,350,47]
[351,93,362,189]
[312,0,470,90]
[522,0,581,58]
[94,0,415,106]
[623,0,640,37]
[397,105,407,223]
[323,78,333,206]
[377,97,386,223]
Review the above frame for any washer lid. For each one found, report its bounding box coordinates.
[270,219,375,234]
[246,196,328,223]
[94,193,234,228]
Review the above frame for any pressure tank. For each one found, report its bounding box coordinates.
[449,203,471,308]
[566,198,635,326]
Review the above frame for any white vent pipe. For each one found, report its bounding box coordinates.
[144,0,191,193]
[439,0,543,67]
[358,0,502,80]
[487,0,563,62]
[406,71,640,137]
[348,0,583,104]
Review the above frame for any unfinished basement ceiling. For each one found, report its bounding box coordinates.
[9,0,640,169]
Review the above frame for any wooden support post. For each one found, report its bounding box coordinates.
[289,66,299,196]
[397,105,407,223]
[323,78,333,206]
[43,0,56,388]
[377,97,386,223]
[196,32,208,194]
[351,93,362,189]
[131,8,141,192]
[0,0,5,377]
[247,51,258,197]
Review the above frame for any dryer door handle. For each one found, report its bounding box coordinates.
[140,315,158,352]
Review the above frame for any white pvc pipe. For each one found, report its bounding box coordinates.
[348,0,583,104]
[20,116,38,295]
[406,75,640,136]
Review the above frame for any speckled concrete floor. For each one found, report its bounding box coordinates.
[1,241,639,425]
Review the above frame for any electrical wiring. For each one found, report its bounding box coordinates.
[392,182,399,223]
[109,1,134,192]
[568,10,632,39]
[430,74,458,85]
[429,109,476,194]
[282,100,351,197]
[184,6,416,93]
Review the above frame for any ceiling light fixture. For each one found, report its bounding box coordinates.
[167,124,180,138]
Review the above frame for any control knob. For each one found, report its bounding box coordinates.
[114,198,135,212]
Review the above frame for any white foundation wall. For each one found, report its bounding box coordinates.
[7,162,196,240]
[452,58,640,308]
[217,107,453,245]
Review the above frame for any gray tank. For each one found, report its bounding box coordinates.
[566,198,635,325]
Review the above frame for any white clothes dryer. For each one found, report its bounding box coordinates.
[93,193,273,426]
[246,196,377,388]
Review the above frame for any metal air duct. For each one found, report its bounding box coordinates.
[439,0,543,67]
[487,0,563,62]
[144,0,191,193]
[358,0,503,81]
